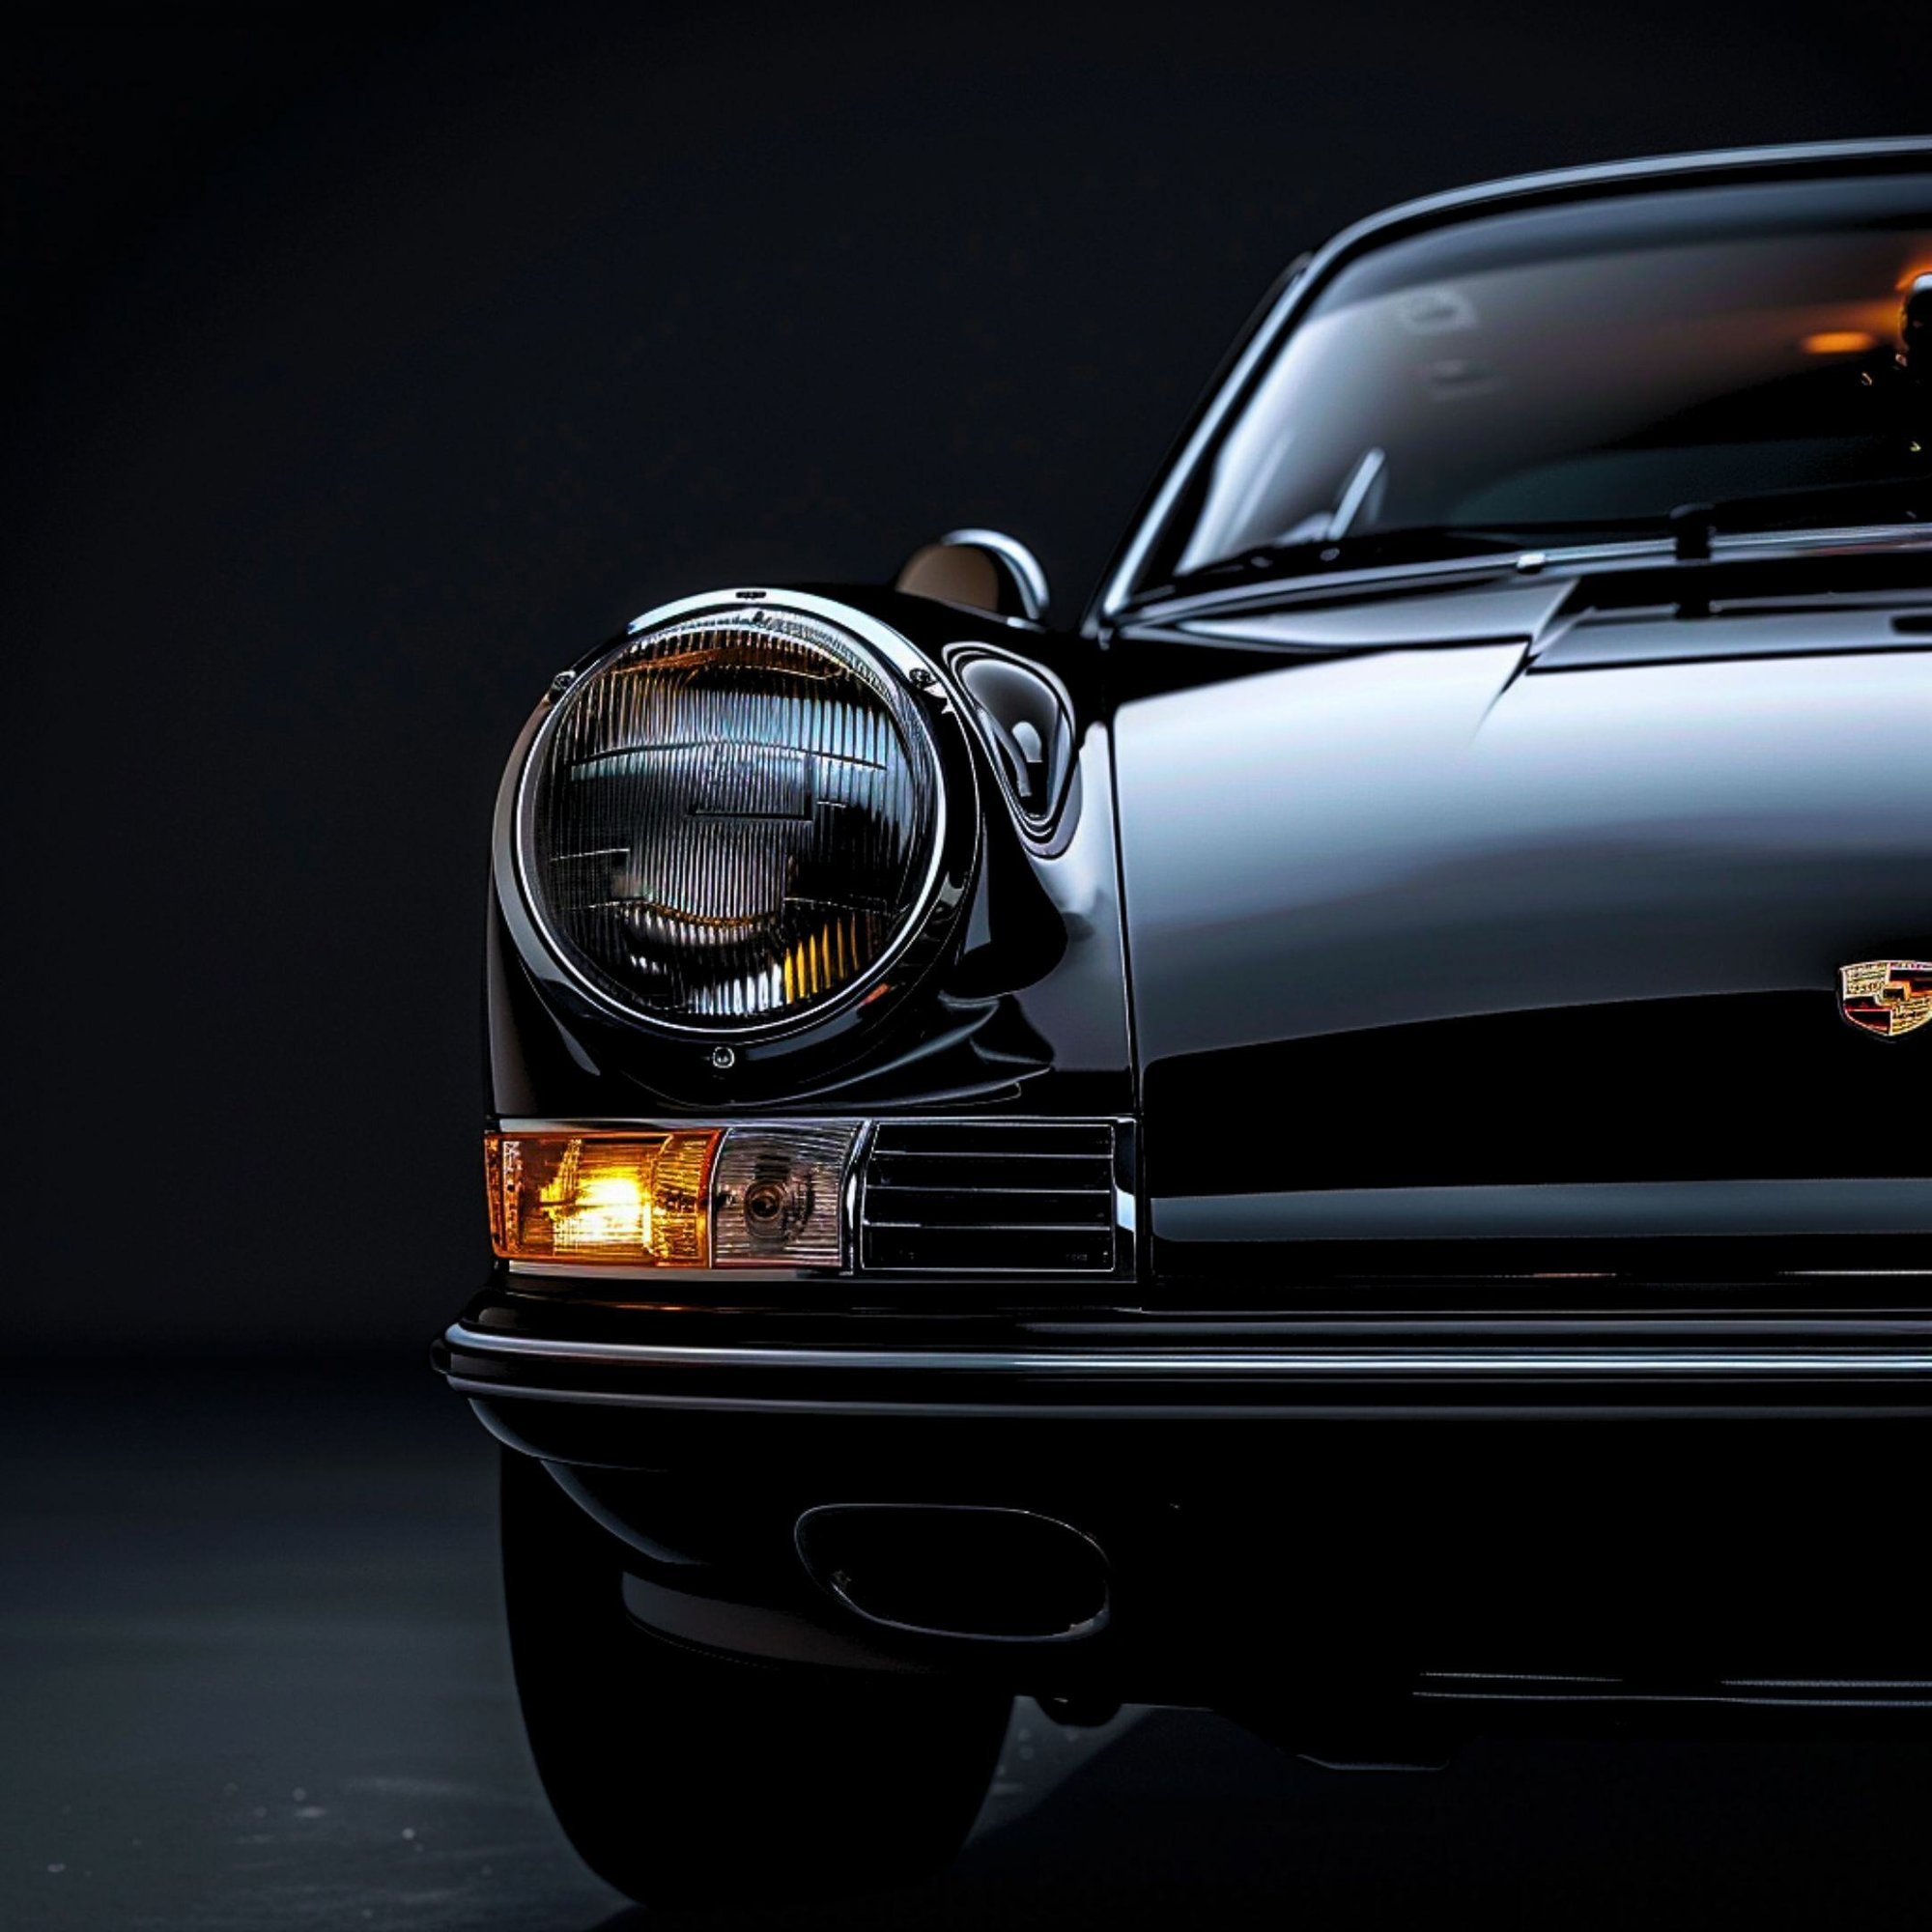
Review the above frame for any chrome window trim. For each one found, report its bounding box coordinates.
[1091,135,1932,627]
[497,588,954,1043]
[444,1323,1932,1378]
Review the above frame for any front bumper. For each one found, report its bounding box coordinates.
[437,1300,1932,1430]
[440,1293,1932,1721]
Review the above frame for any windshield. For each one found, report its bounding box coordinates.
[1164,171,1932,584]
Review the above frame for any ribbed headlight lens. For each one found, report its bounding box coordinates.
[519,606,943,1032]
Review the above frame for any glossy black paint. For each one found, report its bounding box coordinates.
[448,144,1932,1745]
[1116,604,1929,1060]
[1111,567,1932,1283]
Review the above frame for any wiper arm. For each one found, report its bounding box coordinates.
[1152,475,1932,603]
[1667,474,1932,560]
[1159,525,1525,597]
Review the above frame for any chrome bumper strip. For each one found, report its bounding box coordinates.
[443,1324,1932,1378]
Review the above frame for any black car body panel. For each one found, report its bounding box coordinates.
[443,141,1932,1764]
[1113,581,1932,1284]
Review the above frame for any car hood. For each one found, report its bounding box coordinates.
[1111,586,1932,1245]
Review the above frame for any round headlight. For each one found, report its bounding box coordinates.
[516,602,945,1035]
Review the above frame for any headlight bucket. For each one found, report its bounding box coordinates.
[494,590,979,1061]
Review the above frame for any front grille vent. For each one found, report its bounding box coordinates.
[859,1122,1120,1273]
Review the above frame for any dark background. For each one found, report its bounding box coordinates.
[6,2,1926,1358]
[6,14,1930,1931]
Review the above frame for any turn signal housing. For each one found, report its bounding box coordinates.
[485,1125,859,1270]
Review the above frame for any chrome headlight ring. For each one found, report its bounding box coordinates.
[494,589,980,1057]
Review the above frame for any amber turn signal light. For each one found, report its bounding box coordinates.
[485,1130,719,1265]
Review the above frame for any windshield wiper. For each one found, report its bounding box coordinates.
[1154,474,1932,603]
[1666,474,1932,559]
[1158,526,1527,597]
[1404,479,1932,561]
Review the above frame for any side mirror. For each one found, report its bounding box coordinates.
[895,528,1050,624]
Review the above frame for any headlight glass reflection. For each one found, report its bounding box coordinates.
[520,608,940,1031]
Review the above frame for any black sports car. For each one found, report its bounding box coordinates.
[436,138,1932,1907]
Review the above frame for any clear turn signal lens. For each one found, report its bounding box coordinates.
[485,1123,862,1270]
[710,1122,860,1268]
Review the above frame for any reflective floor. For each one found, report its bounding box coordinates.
[4,1364,1927,1930]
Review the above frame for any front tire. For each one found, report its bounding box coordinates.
[500,1449,1011,1908]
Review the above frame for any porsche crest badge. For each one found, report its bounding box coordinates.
[1838,960,1932,1039]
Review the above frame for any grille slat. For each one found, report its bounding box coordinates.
[868,1158,1112,1194]
[860,1122,1121,1273]
[865,1188,1113,1230]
